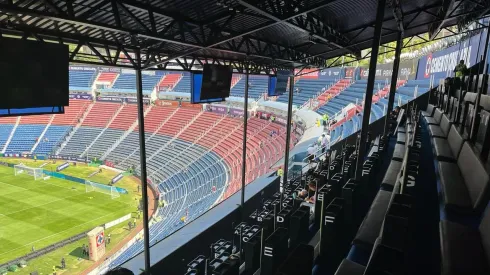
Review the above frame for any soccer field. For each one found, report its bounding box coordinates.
[0,164,136,264]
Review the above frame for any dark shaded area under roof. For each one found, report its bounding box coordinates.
[0,0,487,72]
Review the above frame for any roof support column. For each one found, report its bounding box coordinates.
[240,69,249,221]
[355,0,386,180]
[470,24,490,143]
[281,73,295,210]
[384,31,403,137]
[135,48,151,274]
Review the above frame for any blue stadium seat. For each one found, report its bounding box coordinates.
[69,70,96,91]
[5,125,45,153]
[34,125,71,155]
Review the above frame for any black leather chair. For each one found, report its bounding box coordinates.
[438,142,490,214]
[432,125,466,163]
[439,205,490,275]
[429,113,452,139]
[425,108,443,125]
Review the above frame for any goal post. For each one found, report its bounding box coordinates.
[14,164,43,180]
[85,180,120,199]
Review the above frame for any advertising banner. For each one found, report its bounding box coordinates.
[416,33,482,80]
[98,67,121,73]
[56,162,70,172]
[207,105,228,115]
[344,67,356,79]
[111,173,124,184]
[181,102,204,109]
[96,96,124,103]
[319,67,344,79]
[295,68,318,79]
[229,108,245,117]
[360,59,417,80]
[69,66,96,71]
[69,93,93,100]
[125,97,151,105]
[156,99,179,107]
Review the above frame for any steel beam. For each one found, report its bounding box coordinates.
[240,69,249,221]
[384,31,403,137]
[147,0,348,68]
[237,0,361,59]
[355,0,386,180]
[470,24,490,142]
[282,74,294,210]
[135,49,151,275]
[428,0,457,40]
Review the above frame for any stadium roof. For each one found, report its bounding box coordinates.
[0,0,488,73]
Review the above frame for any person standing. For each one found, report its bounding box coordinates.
[454,60,467,79]
[133,218,137,228]
[61,257,66,269]
[107,234,111,245]
[321,134,328,154]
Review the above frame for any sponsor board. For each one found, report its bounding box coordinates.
[294,68,318,79]
[181,102,204,109]
[69,93,93,100]
[56,162,70,172]
[155,99,179,107]
[360,59,417,80]
[229,108,245,117]
[416,33,481,80]
[319,68,343,79]
[208,105,228,115]
[111,173,124,184]
[344,67,356,79]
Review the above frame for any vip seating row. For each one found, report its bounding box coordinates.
[179,136,388,275]
[335,106,426,274]
[422,93,490,274]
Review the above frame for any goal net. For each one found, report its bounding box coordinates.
[85,180,120,199]
[14,164,43,180]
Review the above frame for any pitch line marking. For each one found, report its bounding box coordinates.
[0,180,28,191]
[0,211,126,257]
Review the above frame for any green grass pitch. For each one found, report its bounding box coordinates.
[0,164,136,264]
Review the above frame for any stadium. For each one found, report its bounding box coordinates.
[0,0,489,275]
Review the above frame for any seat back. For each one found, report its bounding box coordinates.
[426,104,435,115]
[457,142,490,211]
[447,125,465,159]
[479,205,490,265]
[440,114,452,136]
[433,108,443,124]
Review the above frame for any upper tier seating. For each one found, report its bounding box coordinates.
[231,76,268,99]
[317,80,385,116]
[69,70,96,91]
[51,100,89,126]
[277,79,336,106]
[173,74,190,93]
[96,72,119,85]
[107,73,163,94]
[158,74,182,90]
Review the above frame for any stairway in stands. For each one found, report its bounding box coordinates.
[157,74,182,91]
[1,116,20,153]
[100,105,153,160]
[55,101,93,154]
[79,103,125,158]
[147,109,203,162]
[115,107,180,167]
[316,79,352,107]
[30,115,56,153]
